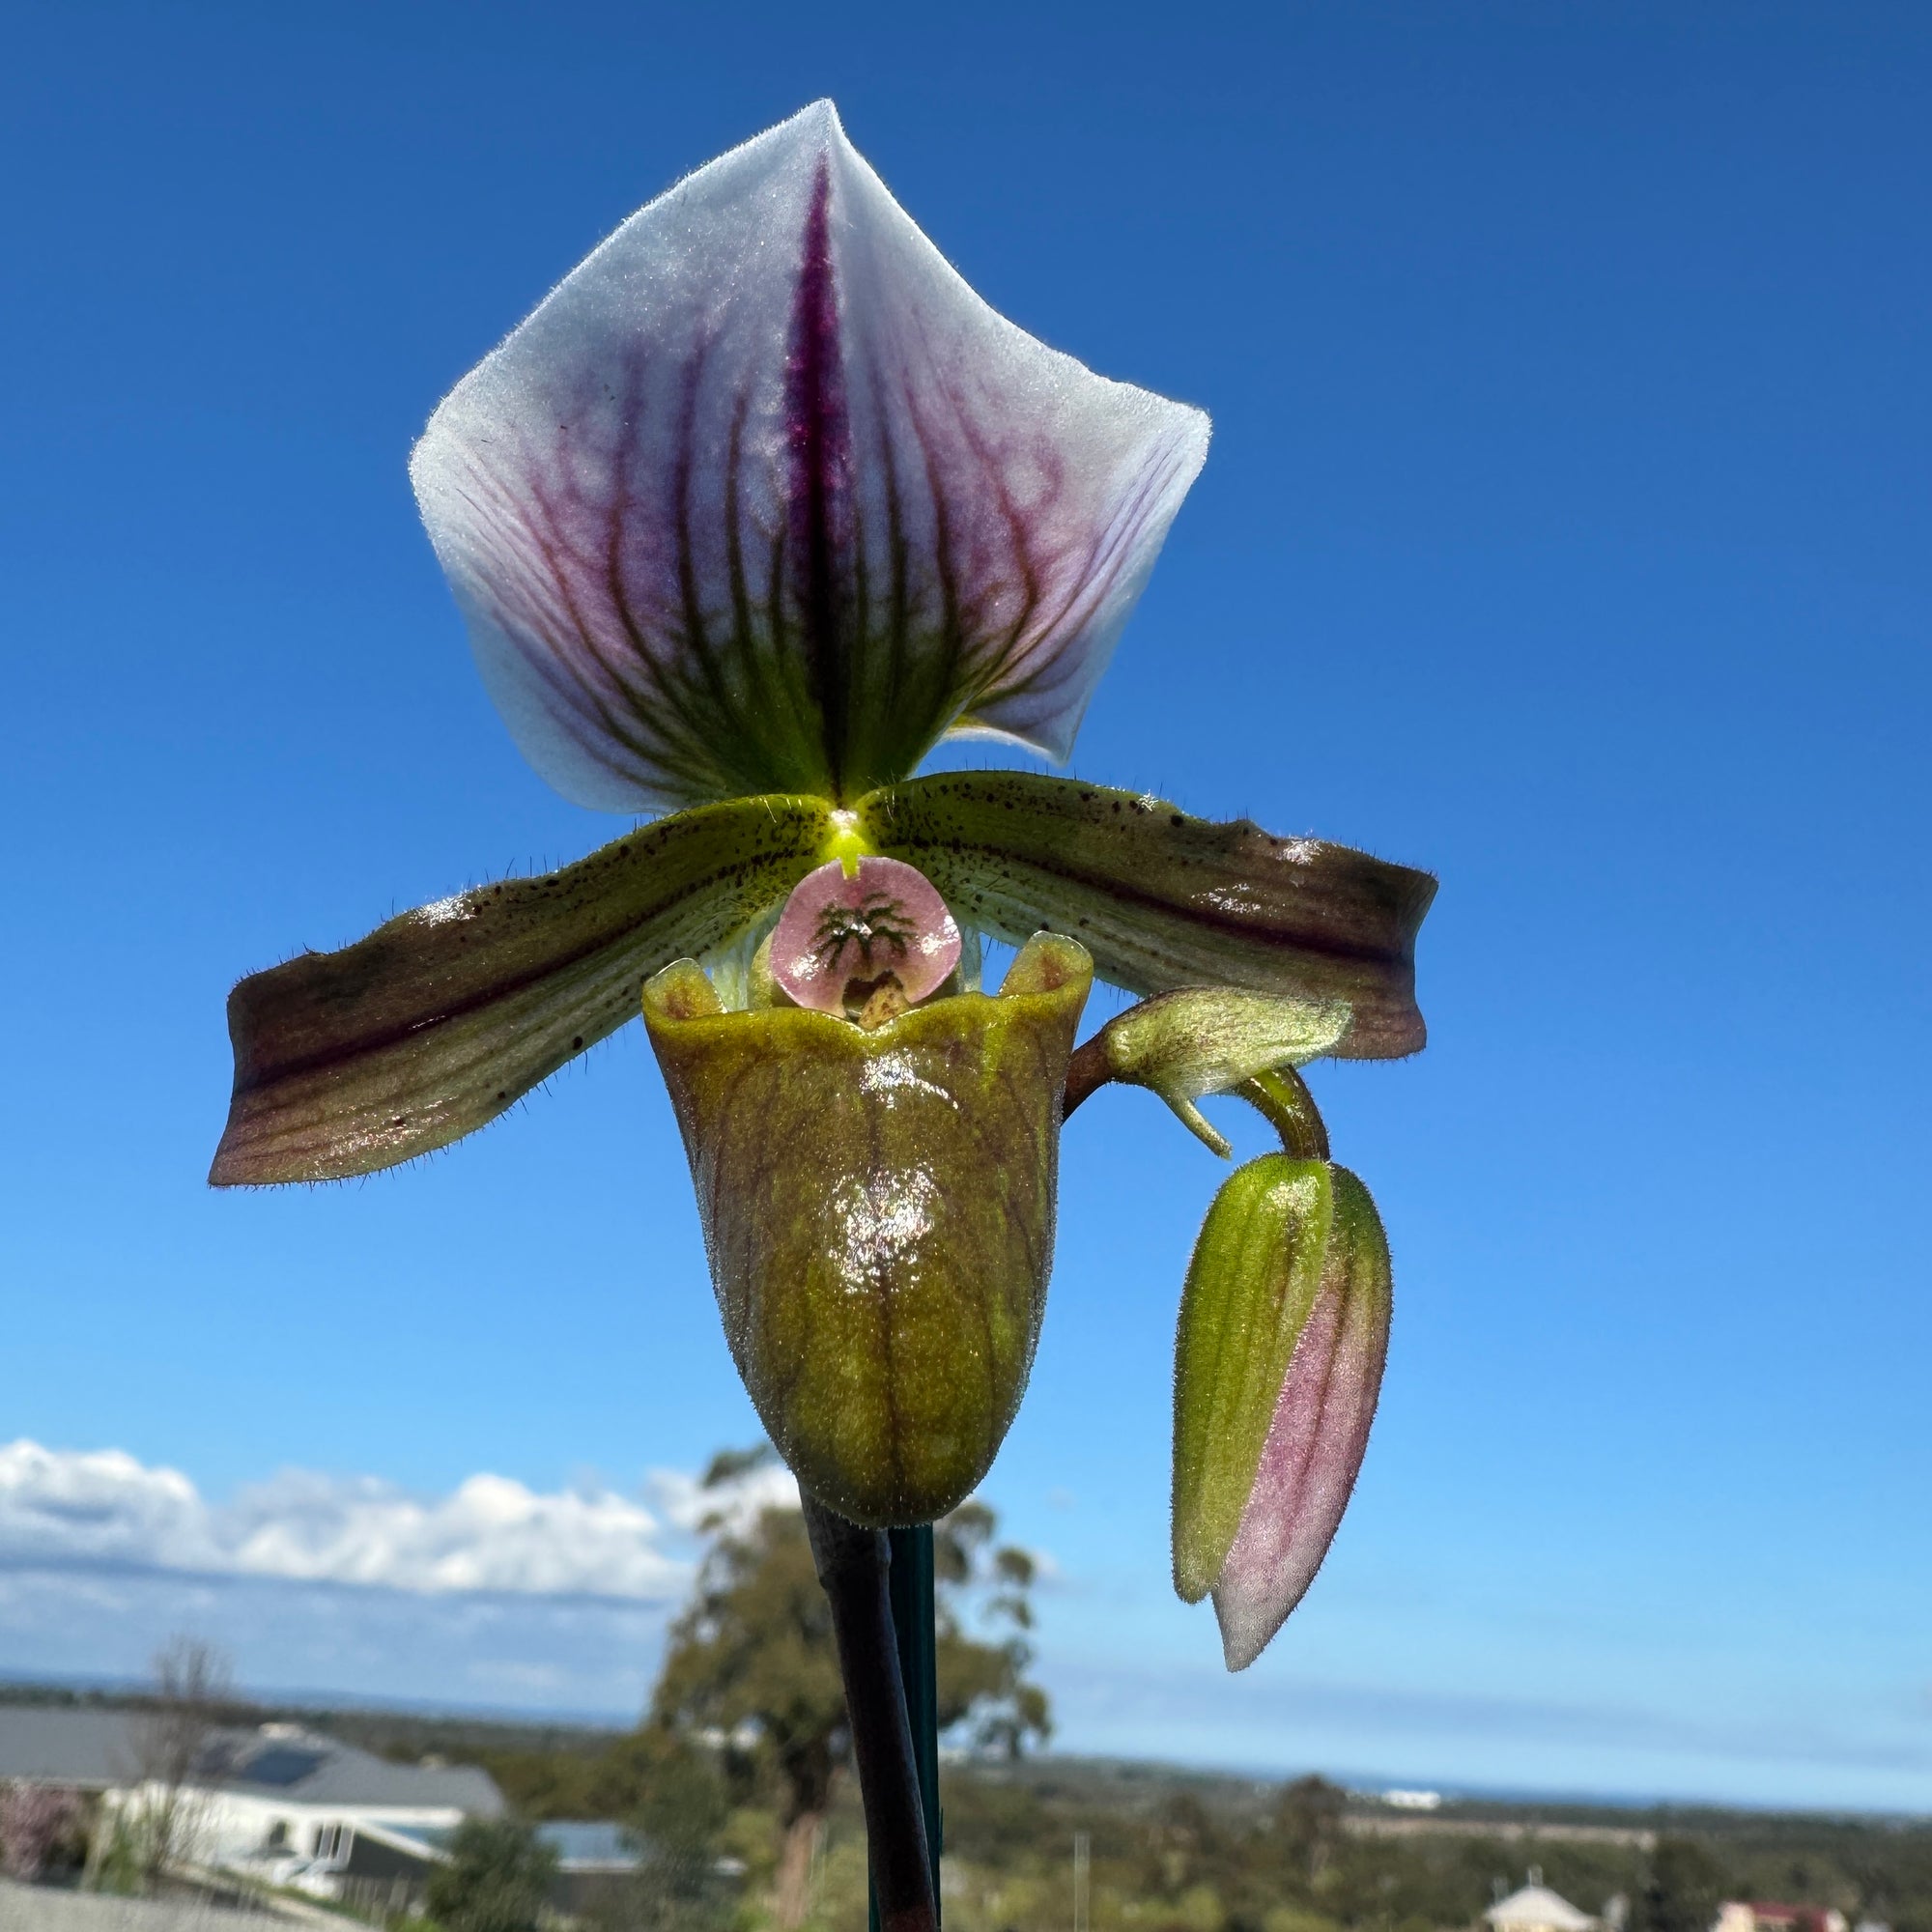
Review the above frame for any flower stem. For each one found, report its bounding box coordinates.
[886,1524,943,1911]
[1062,1033,1330,1160]
[801,1495,939,1932]
[1060,1035,1113,1121]
[1236,1066,1329,1159]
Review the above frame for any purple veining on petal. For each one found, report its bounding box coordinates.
[1210,1255,1391,1672]
[769,856,961,1012]
[888,340,1204,754]
[783,158,856,774]
[412,101,1211,812]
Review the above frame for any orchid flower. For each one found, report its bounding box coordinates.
[211,103,1435,1678]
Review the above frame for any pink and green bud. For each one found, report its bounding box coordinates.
[1172,1156,1391,1669]
[642,932,1092,1525]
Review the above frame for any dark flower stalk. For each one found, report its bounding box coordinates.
[801,1499,938,1932]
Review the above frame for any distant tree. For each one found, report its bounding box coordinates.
[1839,1840,1908,1932]
[481,1722,726,1833]
[605,1726,732,1932]
[1143,1792,1220,1895]
[1641,1837,1729,1932]
[650,1489,838,1930]
[1275,1775,1347,1886]
[932,1500,1052,1756]
[126,1635,232,1891]
[425,1817,559,1932]
[649,1447,1050,1930]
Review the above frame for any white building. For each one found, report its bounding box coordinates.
[112,1731,506,1878]
[1716,1903,1851,1932]
[1487,1879,1602,1932]
[1382,1789,1444,1811]
[0,1706,502,1902]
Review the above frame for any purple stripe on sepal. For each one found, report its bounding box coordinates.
[784,158,855,776]
[411,101,1210,813]
[1211,1167,1392,1671]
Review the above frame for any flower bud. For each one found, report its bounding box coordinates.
[1171,1156,1391,1669]
[643,932,1093,1526]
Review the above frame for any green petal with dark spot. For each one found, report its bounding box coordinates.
[643,933,1093,1526]
[210,794,838,1185]
[853,773,1435,1058]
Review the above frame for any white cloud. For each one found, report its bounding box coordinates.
[647,1461,800,1539]
[0,1563,673,1719]
[0,1439,687,1602]
[0,1442,218,1571]
[0,1442,1063,1727]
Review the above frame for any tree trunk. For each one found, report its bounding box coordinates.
[775,1809,823,1930]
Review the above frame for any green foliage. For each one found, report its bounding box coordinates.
[1638,1837,1731,1932]
[1276,1776,1348,1883]
[1717,1814,1932,1932]
[932,1501,1052,1756]
[648,1454,1050,1835]
[610,1729,737,1932]
[423,1818,557,1932]
[923,1764,1669,1932]
[85,1810,148,1898]
[480,1726,726,1833]
[651,1501,847,1829]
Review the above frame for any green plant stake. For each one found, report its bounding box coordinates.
[875,1525,943,1932]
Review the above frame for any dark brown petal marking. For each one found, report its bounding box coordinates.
[858,773,1435,1059]
[209,796,834,1185]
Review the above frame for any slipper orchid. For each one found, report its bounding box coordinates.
[211,102,1435,1669]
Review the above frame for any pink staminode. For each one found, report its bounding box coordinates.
[770,857,961,1013]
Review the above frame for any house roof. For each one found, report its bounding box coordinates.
[0,1708,138,1789]
[0,1708,501,1816]
[203,1725,504,1815]
[1487,1886,1600,1932]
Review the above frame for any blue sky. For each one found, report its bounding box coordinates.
[4,0,1929,1813]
